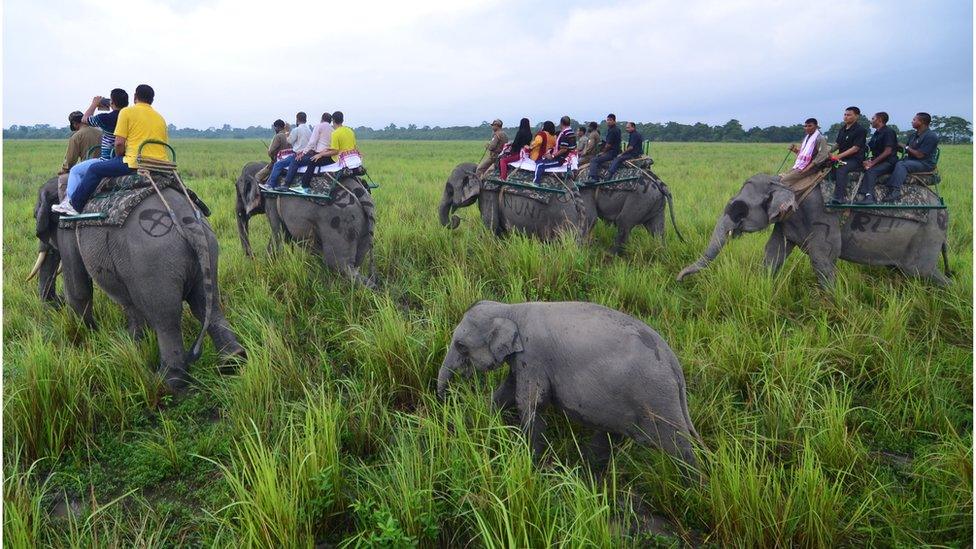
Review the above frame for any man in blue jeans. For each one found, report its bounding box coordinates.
[68,84,168,213]
[587,113,621,181]
[607,122,643,178]
[882,112,939,202]
[853,111,898,205]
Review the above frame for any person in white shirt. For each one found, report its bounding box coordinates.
[265,111,313,189]
[282,111,334,192]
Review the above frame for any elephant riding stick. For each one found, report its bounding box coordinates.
[32,176,245,392]
[234,162,376,287]
[676,173,950,287]
[437,300,702,469]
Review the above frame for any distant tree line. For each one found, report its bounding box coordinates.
[5,116,971,143]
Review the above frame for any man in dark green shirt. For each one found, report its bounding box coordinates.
[883,112,940,202]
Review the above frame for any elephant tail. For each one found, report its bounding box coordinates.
[660,181,685,244]
[942,241,952,278]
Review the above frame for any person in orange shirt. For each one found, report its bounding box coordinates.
[527,120,556,161]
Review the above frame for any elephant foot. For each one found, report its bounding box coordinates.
[156,364,190,394]
[449,215,461,229]
[218,346,247,375]
[44,294,65,310]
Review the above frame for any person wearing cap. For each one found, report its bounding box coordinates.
[58,111,102,176]
[256,119,292,183]
[476,119,509,178]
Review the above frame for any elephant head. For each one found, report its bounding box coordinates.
[29,177,64,305]
[438,162,481,229]
[677,174,795,281]
[437,301,523,399]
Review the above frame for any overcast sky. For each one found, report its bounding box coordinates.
[3,0,972,129]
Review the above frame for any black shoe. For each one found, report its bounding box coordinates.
[854,194,876,205]
[829,198,844,206]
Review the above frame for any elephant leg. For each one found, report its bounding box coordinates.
[515,373,550,457]
[124,306,149,340]
[611,224,635,255]
[586,431,624,470]
[59,237,95,329]
[265,200,285,255]
[644,215,665,243]
[492,371,517,410]
[150,313,191,393]
[187,284,246,372]
[633,416,698,471]
[762,224,795,275]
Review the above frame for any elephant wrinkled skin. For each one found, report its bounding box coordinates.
[437,300,702,469]
[33,177,245,392]
[676,174,950,287]
[439,162,589,242]
[235,162,375,287]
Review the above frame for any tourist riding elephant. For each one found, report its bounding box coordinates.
[578,170,683,254]
[31,176,245,392]
[437,300,702,469]
[234,162,375,287]
[676,174,950,287]
[438,162,589,242]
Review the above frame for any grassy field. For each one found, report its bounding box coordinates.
[3,139,972,547]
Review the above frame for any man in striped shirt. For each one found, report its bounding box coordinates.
[52,88,128,214]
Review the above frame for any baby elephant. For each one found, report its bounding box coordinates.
[437,300,701,468]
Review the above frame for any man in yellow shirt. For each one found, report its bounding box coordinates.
[312,111,356,164]
[64,84,168,214]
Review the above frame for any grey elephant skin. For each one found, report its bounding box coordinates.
[437,300,701,468]
[32,177,245,391]
[235,162,375,286]
[438,162,589,241]
[677,174,950,287]
[578,174,682,254]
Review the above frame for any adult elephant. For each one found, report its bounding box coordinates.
[676,174,950,287]
[31,176,245,392]
[577,167,683,254]
[438,162,589,241]
[234,162,375,286]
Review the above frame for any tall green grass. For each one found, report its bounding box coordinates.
[3,139,972,546]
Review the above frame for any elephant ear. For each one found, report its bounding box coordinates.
[766,184,797,223]
[458,174,481,203]
[488,317,523,364]
[35,180,58,240]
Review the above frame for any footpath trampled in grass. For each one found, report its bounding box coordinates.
[3,139,972,546]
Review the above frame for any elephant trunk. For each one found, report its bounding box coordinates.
[438,185,460,229]
[437,345,463,400]
[676,214,735,281]
[235,173,254,257]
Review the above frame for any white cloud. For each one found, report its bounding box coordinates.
[3,0,971,128]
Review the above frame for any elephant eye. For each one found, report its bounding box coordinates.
[454,341,468,354]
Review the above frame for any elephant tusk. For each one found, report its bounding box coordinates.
[26,251,46,282]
